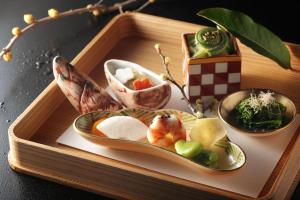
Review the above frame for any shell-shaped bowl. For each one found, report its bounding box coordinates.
[218,89,297,136]
[73,108,246,172]
[104,59,171,109]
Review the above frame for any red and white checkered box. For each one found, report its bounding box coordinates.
[182,33,242,104]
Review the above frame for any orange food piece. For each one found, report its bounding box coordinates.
[92,118,107,137]
[147,115,187,148]
[132,78,153,90]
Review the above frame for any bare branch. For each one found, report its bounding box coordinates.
[154,44,200,116]
[136,0,152,12]
[1,0,154,60]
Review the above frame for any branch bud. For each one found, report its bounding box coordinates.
[2,51,13,62]
[86,4,93,11]
[24,14,35,24]
[12,27,22,36]
[154,43,161,53]
[164,57,171,65]
[160,73,168,81]
[48,8,59,19]
[92,9,102,16]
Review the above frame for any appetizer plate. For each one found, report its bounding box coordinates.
[218,89,297,137]
[104,59,171,109]
[73,108,246,172]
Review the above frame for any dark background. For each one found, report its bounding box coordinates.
[0,0,299,199]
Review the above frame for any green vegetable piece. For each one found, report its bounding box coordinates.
[192,150,220,169]
[193,27,233,58]
[233,92,287,130]
[197,8,291,69]
[209,160,219,169]
[175,140,203,158]
[249,120,282,129]
[208,151,219,162]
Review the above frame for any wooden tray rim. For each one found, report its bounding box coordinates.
[7,12,300,200]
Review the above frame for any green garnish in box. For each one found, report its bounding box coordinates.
[188,27,235,58]
[197,8,291,69]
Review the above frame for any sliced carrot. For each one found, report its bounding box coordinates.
[92,118,107,137]
[132,78,153,90]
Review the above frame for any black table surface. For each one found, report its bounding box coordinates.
[1,0,300,199]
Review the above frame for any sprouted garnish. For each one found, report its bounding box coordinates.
[232,91,287,131]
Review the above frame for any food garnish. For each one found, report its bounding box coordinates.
[175,140,203,158]
[188,27,234,58]
[146,114,222,167]
[132,78,153,90]
[193,150,219,168]
[96,116,148,141]
[92,118,107,137]
[233,91,287,130]
[114,68,135,84]
[147,114,186,148]
[114,67,153,90]
[189,118,226,149]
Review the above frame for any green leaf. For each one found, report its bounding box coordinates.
[197,8,291,69]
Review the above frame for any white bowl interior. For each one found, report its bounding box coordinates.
[105,59,165,88]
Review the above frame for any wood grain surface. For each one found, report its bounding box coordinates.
[8,13,300,200]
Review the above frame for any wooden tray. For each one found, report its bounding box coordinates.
[8,13,300,200]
